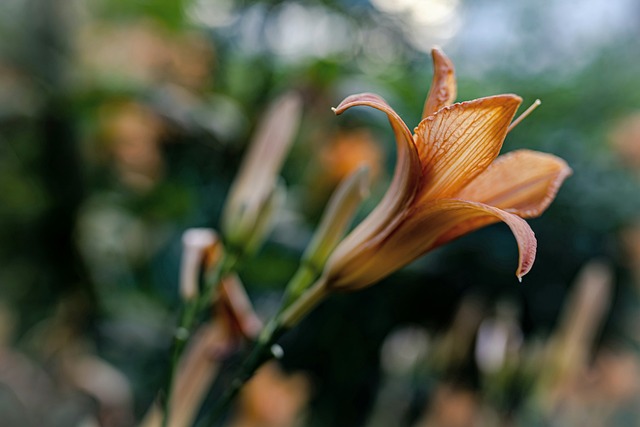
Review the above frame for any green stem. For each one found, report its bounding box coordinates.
[195,277,329,426]
[162,300,197,427]
[279,263,317,312]
[162,251,239,427]
[279,277,328,328]
[196,320,283,427]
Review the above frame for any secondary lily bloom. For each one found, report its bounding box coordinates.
[322,48,571,290]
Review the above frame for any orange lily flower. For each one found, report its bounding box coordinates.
[323,48,571,290]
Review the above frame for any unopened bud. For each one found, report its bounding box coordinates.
[180,228,218,301]
[243,181,287,257]
[221,91,302,255]
[303,166,370,272]
[219,274,263,339]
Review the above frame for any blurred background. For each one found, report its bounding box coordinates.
[1,0,639,426]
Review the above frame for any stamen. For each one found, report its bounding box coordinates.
[508,99,541,133]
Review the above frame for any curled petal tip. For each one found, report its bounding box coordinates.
[422,48,457,118]
[333,93,392,116]
[331,107,338,114]
[516,240,536,281]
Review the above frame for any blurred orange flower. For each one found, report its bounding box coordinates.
[228,361,310,427]
[609,112,640,171]
[323,48,571,290]
[320,128,383,184]
[100,100,165,191]
[78,20,215,91]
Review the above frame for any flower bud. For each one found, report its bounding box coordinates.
[221,92,302,256]
[180,228,219,301]
[242,181,286,257]
[302,166,370,272]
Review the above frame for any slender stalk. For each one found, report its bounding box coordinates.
[193,160,368,424]
[196,320,283,427]
[279,277,329,328]
[162,302,196,427]
[162,252,239,427]
[196,277,329,426]
[279,263,317,312]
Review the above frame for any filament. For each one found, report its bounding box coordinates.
[508,99,541,133]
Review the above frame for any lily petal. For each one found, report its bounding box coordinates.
[330,93,422,259]
[422,47,457,119]
[326,198,536,290]
[456,149,572,218]
[415,95,522,200]
[429,199,537,280]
